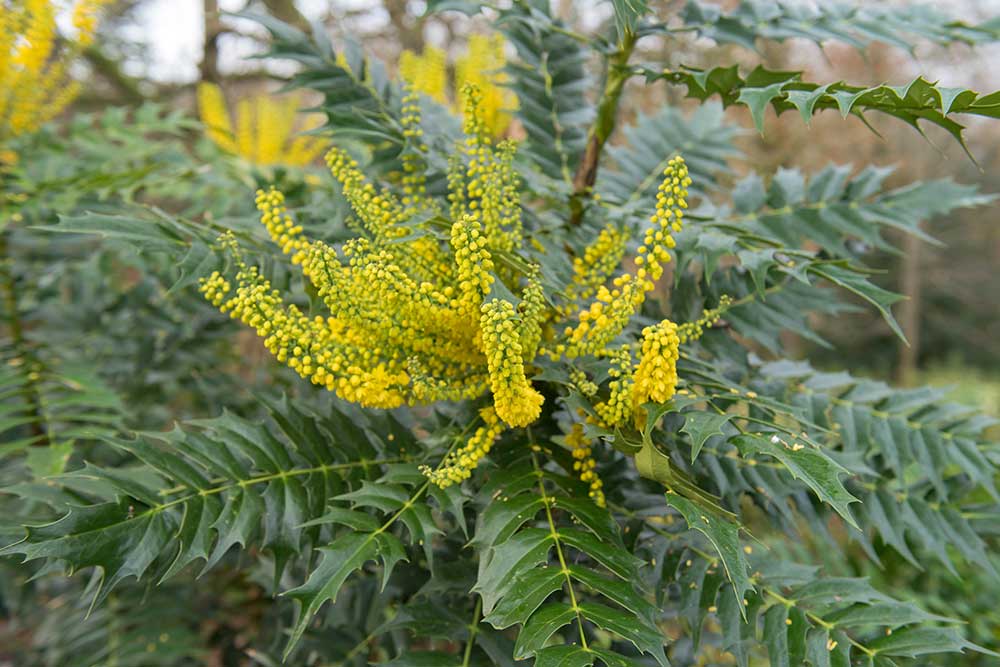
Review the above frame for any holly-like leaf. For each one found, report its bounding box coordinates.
[731,433,859,527]
[665,491,752,620]
[681,411,733,463]
[645,65,1000,155]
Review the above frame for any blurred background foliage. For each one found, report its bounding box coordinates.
[1,0,999,665]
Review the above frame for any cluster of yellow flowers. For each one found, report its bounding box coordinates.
[425,407,503,487]
[200,78,697,494]
[565,423,605,507]
[0,0,111,144]
[399,34,517,137]
[678,294,732,342]
[196,82,326,167]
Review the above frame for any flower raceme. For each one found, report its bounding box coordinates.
[0,0,112,144]
[196,83,326,167]
[200,83,699,488]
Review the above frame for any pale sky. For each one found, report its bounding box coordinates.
[122,0,1000,88]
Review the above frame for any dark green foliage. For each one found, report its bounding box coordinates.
[497,2,593,190]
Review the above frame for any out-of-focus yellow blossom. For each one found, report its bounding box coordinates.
[455,34,517,137]
[565,422,605,507]
[423,406,503,488]
[399,46,448,105]
[200,85,704,486]
[0,0,111,143]
[196,82,326,167]
[399,33,517,137]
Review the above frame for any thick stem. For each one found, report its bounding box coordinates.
[569,31,637,226]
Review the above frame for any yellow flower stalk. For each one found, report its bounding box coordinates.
[399,33,517,137]
[196,82,326,167]
[560,222,629,314]
[200,83,701,486]
[595,344,635,427]
[565,422,605,507]
[0,0,111,143]
[553,156,691,360]
[423,407,503,488]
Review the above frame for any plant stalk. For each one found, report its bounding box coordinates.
[569,30,637,226]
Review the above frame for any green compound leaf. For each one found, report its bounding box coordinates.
[664,491,753,621]
[474,453,668,667]
[283,532,385,657]
[869,626,998,659]
[730,433,859,528]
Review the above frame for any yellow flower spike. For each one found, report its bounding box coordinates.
[399,87,438,214]
[202,251,410,410]
[517,269,546,362]
[450,213,495,317]
[564,423,606,507]
[255,187,309,265]
[325,146,409,244]
[447,152,468,223]
[461,82,490,151]
[558,157,691,359]
[423,407,504,488]
[632,319,680,408]
[480,299,544,427]
[678,294,733,343]
[595,345,636,427]
[562,223,629,313]
[569,369,598,397]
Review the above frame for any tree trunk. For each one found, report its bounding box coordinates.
[200,0,221,83]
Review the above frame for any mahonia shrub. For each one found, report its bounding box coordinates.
[3,2,1000,666]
